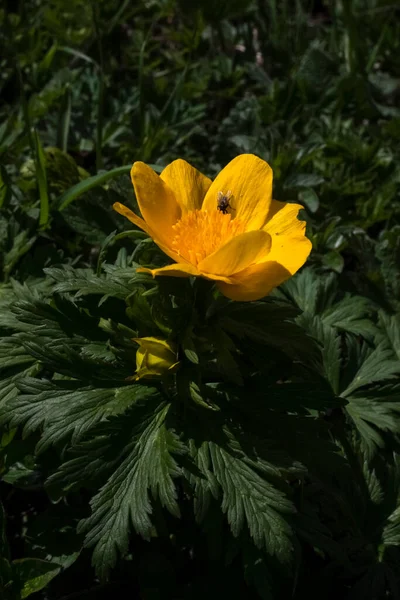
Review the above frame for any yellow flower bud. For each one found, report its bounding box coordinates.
[132,337,179,381]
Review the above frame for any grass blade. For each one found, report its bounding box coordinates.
[33,129,49,229]
[57,84,72,152]
[57,163,163,211]
[91,0,105,171]
[57,166,130,211]
[0,165,11,209]
[58,46,98,67]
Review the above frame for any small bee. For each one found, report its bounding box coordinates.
[217,190,234,215]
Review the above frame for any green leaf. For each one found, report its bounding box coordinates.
[378,312,400,361]
[321,295,377,339]
[219,300,319,367]
[322,250,344,274]
[0,364,39,412]
[77,400,185,579]
[2,462,42,490]
[209,326,243,386]
[346,383,400,457]
[2,231,37,281]
[298,314,341,394]
[13,558,60,598]
[0,379,148,452]
[342,343,400,397]
[185,440,220,524]
[278,267,326,315]
[182,331,199,364]
[382,504,400,548]
[0,338,36,371]
[298,188,319,213]
[44,265,151,300]
[206,442,295,564]
[284,173,324,189]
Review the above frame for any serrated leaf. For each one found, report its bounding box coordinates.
[0,379,149,452]
[346,383,400,457]
[382,505,400,547]
[206,442,295,564]
[44,265,151,300]
[278,268,323,314]
[185,440,220,523]
[321,295,377,339]
[298,314,341,394]
[77,400,185,579]
[343,343,400,397]
[278,268,337,315]
[220,300,319,367]
[0,338,35,371]
[378,312,400,361]
[0,364,40,411]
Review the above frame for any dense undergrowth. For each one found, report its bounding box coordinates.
[1,1,400,598]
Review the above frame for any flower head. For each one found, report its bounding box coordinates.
[114,154,311,301]
[132,337,179,381]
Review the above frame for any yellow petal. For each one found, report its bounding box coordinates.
[217,235,311,301]
[113,202,150,235]
[216,261,291,301]
[264,201,306,236]
[137,263,234,284]
[268,233,311,275]
[198,230,271,276]
[133,337,176,364]
[131,161,181,246]
[263,202,311,274]
[133,336,176,353]
[133,337,179,380]
[160,159,212,213]
[135,346,146,370]
[137,262,201,278]
[202,154,273,230]
[113,201,182,264]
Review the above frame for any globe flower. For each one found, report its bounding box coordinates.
[133,337,179,381]
[113,154,311,301]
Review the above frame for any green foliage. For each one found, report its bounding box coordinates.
[2,0,400,598]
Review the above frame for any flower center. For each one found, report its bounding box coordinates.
[171,209,246,266]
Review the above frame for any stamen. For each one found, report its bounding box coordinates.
[171,209,245,266]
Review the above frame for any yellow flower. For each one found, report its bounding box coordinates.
[133,337,179,381]
[113,154,312,301]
